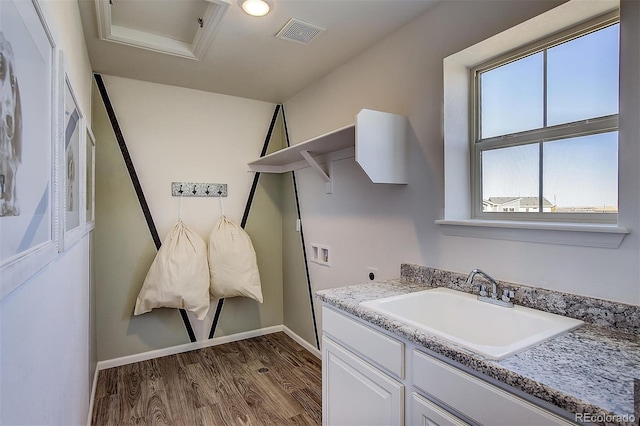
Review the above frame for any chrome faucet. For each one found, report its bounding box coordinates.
[465,269,514,308]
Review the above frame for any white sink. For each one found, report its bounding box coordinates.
[360,287,583,360]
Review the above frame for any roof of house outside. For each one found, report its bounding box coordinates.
[486,197,554,208]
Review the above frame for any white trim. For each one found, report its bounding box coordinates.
[96,325,282,370]
[436,219,629,248]
[95,325,322,370]
[86,366,100,426]
[94,0,230,61]
[283,325,322,359]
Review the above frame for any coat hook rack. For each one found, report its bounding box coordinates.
[171,182,227,197]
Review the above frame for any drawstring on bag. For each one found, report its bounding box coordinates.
[218,194,225,216]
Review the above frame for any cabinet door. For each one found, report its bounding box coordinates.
[411,393,469,426]
[323,336,404,426]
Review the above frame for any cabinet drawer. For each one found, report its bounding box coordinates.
[412,350,573,426]
[322,306,404,378]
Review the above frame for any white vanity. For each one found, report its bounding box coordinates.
[317,266,640,426]
[322,305,575,426]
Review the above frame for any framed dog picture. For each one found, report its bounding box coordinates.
[0,0,59,300]
[59,73,84,251]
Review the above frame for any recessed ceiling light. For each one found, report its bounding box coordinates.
[239,0,273,17]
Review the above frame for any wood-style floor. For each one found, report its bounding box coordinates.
[91,332,322,425]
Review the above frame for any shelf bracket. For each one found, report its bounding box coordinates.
[300,150,333,193]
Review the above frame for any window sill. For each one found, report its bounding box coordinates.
[434,219,629,248]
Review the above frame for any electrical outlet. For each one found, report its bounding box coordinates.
[367,266,378,281]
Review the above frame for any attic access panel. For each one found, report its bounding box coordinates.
[95,0,230,60]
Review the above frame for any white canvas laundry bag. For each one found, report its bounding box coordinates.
[208,215,263,303]
[134,220,210,320]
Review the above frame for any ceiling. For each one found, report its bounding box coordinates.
[78,0,439,103]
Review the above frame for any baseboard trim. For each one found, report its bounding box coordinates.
[283,325,321,359]
[95,324,321,371]
[96,325,283,370]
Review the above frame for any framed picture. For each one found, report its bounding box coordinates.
[85,127,95,228]
[59,72,84,251]
[0,0,59,300]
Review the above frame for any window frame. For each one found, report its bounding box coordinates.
[470,11,620,224]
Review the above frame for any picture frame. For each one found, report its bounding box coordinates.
[0,0,59,300]
[59,71,85,251]
[85,127,95,229]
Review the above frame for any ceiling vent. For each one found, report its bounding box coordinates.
[95,0,230,60]
[276,18,325,45]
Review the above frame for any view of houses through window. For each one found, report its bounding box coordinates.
[476,19,619,217]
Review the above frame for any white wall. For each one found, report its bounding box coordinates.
[102,76,275,242]
[0,239,91,425]
[284,0,640,324]
[0,1,94,424]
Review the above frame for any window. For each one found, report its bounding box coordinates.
[472,15,619,223]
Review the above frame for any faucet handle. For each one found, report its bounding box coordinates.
[479,284,488,297]
[501,289,515,303]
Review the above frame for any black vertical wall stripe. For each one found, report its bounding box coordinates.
[208,299,224,340]
[281,105,320,349]
[94,74,161,250]
[208,104,282,340]
[179,310,196,343]
[240,104,281,228]
[93,74,197,343]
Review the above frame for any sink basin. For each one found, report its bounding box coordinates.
[360,287,583,360]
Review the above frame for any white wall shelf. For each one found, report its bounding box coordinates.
[247,109,409,193]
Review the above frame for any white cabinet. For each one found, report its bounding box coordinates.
[247,109,409,193]
[355,109,408,184]
[323,337,404,426]
[322,306,405,426]
[321,304,577,426]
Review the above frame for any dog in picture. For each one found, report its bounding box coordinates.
[0,31,22,217]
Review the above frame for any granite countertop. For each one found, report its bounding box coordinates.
[316,278,640,426]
